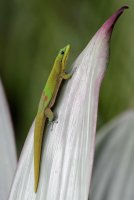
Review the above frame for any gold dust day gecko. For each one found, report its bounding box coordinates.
[34,44,72,192]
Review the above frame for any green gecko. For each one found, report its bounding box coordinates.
[34,44,72,192]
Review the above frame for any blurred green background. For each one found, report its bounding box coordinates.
[0,0,133,153]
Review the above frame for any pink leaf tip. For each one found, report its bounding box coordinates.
[100,5,129,36]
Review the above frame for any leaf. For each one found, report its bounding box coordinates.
[89,110,134,200]
[9,6,128,200]
[0,79,17,200]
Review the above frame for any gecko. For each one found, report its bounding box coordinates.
[34,44,72,192]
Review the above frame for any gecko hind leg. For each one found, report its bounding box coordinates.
[45,108,58,130]
[45,108,54,122]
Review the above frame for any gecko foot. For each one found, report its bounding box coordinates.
[48,119,58,131]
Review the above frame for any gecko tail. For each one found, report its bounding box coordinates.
[34,113,46,192]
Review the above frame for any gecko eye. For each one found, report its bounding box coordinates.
[61,50,64,55]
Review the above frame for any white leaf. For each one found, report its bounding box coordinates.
[9,6,128,200]
[0,80,17,200]
[89,111,134,200]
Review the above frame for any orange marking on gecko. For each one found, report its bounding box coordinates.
[44,95,48,101]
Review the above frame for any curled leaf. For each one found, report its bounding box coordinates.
[9,6,128,200]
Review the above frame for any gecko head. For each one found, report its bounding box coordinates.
[59,44,70,69]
